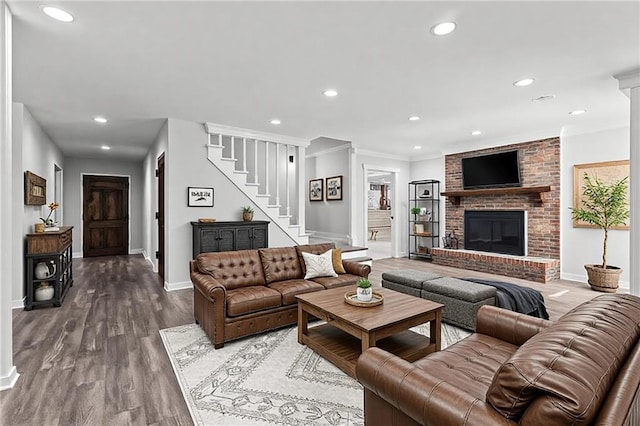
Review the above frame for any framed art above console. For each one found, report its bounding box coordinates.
[24,171,46,205]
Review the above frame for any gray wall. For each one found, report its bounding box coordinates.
[12,103,64,304]
[305,142,350,242]
[63,156,144,255]
[410,156,446,244]
[142,118,295,288]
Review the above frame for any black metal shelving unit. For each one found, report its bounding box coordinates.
[408,179,440,259]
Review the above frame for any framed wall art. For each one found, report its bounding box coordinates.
[326,175,343,201]
[24,171,46,205]
[309,179,323,201]
[573,159,629,229]
[188,186,214,207]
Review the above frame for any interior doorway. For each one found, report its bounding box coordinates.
[365,168,396,259]
[54,164,63,224]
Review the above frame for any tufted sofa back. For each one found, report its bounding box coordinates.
[195,250,266,290]
[486,294,640,425]
[258,247,304,284]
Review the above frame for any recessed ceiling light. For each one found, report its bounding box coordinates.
[100,145,110,150]
[513,78,535,87]
[413,145,422,150]
[42,6,74,22]
[532,94,556,102]
[270,119,281,125]
[93,116,108,124]
[471,130,482,136]
[431,22,456,36]
[408,115,421,121]
[569,109,586,115]
[323,89,338,97]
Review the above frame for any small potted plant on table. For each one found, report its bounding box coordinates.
[356,278,373,302]
[242,206,254,221]
[570,173,629,292]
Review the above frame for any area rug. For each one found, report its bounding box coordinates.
[160,323,470,426]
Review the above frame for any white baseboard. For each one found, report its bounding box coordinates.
[72,251,83,258]
[307,230,351,246]
[11,297,25,310]
[164,281,192,292]
[561,272,629,289]
[0,366,20,390]
[142,249,158,272]
[129,248,143,255]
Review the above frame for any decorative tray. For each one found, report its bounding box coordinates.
[344,291,384,307]
[198,218,217,223]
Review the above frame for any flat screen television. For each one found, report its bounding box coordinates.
[462,150,521,189]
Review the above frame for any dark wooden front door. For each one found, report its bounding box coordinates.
[157,153,165,279]
[83,175,129,257]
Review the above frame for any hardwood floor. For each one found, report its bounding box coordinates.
[0,254,609,425]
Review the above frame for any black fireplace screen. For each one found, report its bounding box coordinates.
[464,210,525,256]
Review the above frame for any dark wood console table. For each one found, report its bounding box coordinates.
[191,220,269,258]
[25,226,74,310]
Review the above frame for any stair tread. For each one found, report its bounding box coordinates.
[220,157,238,162]
[245,183,260,186]
[256,194,271,198]
[234,170,249,174]
[345,256,373,262]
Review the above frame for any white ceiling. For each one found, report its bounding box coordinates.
[9,1,640,161]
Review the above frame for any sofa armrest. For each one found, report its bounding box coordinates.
[342,260,371,277]
[190,270,226,302]
[475,305,552,347]
[356,347,514,426]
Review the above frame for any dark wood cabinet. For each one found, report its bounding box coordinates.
[191,221,269,258]
[25,226,74,310]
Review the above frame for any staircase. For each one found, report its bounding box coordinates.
[204,122,309,245]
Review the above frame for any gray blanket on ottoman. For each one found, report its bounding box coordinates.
[460,278,549,320]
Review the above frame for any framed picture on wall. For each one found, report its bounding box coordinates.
[573,160,629,229]
[188,186,214,207]
[309,179,323,201]
[24,171,46,205]
[326,175,343,201]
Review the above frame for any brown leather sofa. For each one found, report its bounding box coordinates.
[356,294,640,426]
[190,243,371,348]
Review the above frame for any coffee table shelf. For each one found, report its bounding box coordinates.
[303,324,434,378]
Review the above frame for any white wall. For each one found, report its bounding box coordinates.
[63,156,144,256]
[561,126,630,286]
[410,156,446,242]
[157,118,295,289]
[12,103,64,305]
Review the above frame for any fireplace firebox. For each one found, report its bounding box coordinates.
[464,210,526,256]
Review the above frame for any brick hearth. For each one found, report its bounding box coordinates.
[431,248,560,283]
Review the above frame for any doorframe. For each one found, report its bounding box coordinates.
[54,163,63,224]
[362,164,400,258]
[79,173,132,257]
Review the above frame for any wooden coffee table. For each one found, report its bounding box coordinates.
[296,286,443,378]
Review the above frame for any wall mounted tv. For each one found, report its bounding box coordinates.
[462,150,521,189]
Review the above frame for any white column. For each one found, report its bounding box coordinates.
[0,1,18,391]
[615,70,640,295]
[230,136,235,160]
[217,133,222,147]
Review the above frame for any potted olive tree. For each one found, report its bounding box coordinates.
[570,173,629,292]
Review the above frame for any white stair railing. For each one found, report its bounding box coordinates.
[203,122,309,244]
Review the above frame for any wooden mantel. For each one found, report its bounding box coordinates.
[441,185,552,206]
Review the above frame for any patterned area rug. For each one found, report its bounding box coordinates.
[160,322,470,426]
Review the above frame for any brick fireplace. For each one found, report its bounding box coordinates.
[432,137,561,283]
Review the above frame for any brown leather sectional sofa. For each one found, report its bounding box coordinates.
[190,243,370,348]
[357,294,640,426]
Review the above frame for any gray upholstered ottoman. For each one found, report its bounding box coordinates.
[381,270,442,297]
[421,277,496,330]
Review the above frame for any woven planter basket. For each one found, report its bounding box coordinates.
[585,264,622,293]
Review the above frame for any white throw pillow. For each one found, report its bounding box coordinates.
[302,250,338,279]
